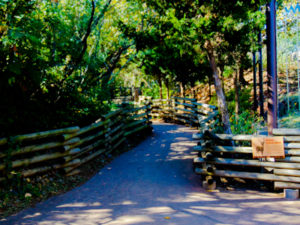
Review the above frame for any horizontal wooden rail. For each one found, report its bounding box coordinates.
[0,99,153,182]
[195,168,300,183]
[194,157,300,170]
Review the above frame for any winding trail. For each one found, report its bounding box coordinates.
[2,122,300,225]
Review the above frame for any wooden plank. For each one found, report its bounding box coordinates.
[283,136,300,142]
[64,120,109,140]
[274,182,300,189]
[174,101,194,108]
[173,96,196,102]
[124,119,147,130]
[274,169,300,177]
[174,107,194,114]
[214,134,265,141]
[111,130,125,143]
[126,105,148,114]
[67,139,105,161]
[193,146,252,154]
[174,112,194,119]
[193,146,300,156]
[124,124,149,137]
[130,112,147,120]
[0,138,80,159]
[196,107,214,116]
[273,128,300,136]
[77,148,107,167]
[12,126,80,143]
[197,112,218,125]
[194,157,300,170]
[102,109,122,120]
[214,134,300,143]
[0,152,70,171]
[193,102,217,110]
[109,123,124,136]
[277,157,300,163]
[111,137,126,151]
[195,168,300,183]
[70,130,106,149]
[285,149,300,156]
[285,143,300,149]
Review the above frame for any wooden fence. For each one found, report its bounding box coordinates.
[193,129,300,190]
[151,97,218,129]
[0,101,152,182]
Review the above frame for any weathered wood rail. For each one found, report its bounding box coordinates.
[193,129,300,190]
[0,101,152,182]
[151,97,218,129]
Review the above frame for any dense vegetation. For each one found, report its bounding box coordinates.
[1,0,270,137]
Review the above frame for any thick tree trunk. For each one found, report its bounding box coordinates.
[208,74,212,100]
[207,49,232,134]
[219,65,225,91]
[234,70,240,120]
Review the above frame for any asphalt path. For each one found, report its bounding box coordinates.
[2,122,300,225]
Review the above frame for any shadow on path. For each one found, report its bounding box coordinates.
[2,122,300,225]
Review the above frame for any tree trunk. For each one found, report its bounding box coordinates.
[238,67,247,86]
[165,79,170,100]
[207,48,232,134]
[208,74,212,100]
[158,75,163,99]
[234,70,240,120]
[180,82,184,97]
[219,65,225,91]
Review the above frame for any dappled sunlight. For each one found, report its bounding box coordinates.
[157,192,218,203]
[141,206,176,215]
[213,191,282,201]
[104,215,154,225]
[166,141,196,161]
[189,205,242,215]
[57,202,101,208]
[110,201,137,206]
[38,209,113,225]
[23,213,42,219]
[252,212,300,225]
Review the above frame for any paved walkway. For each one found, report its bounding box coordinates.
[2,123,300,225]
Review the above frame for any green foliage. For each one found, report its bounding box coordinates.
[0,0,137,136]
[230,110,263,134]
[227,87,252,113]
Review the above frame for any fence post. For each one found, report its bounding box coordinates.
[146,100,152,127]
[173,97,177,122]
[104,118,112,156]
[191,98,197,127]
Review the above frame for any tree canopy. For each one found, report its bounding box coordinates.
[1,0,269,135]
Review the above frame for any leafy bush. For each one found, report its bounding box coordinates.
[230,110,264,134]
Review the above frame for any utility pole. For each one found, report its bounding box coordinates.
[258,30,264,118]
[266,0,278,134]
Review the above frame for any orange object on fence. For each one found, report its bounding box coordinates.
[252,137,285,158]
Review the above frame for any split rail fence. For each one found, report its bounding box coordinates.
[151,97,219,129]
[0,101,152,182]
[193,129,300,190]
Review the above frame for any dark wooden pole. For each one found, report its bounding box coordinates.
[266,0,278,134]
[258,30,264,118]
[253,52,258,111]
